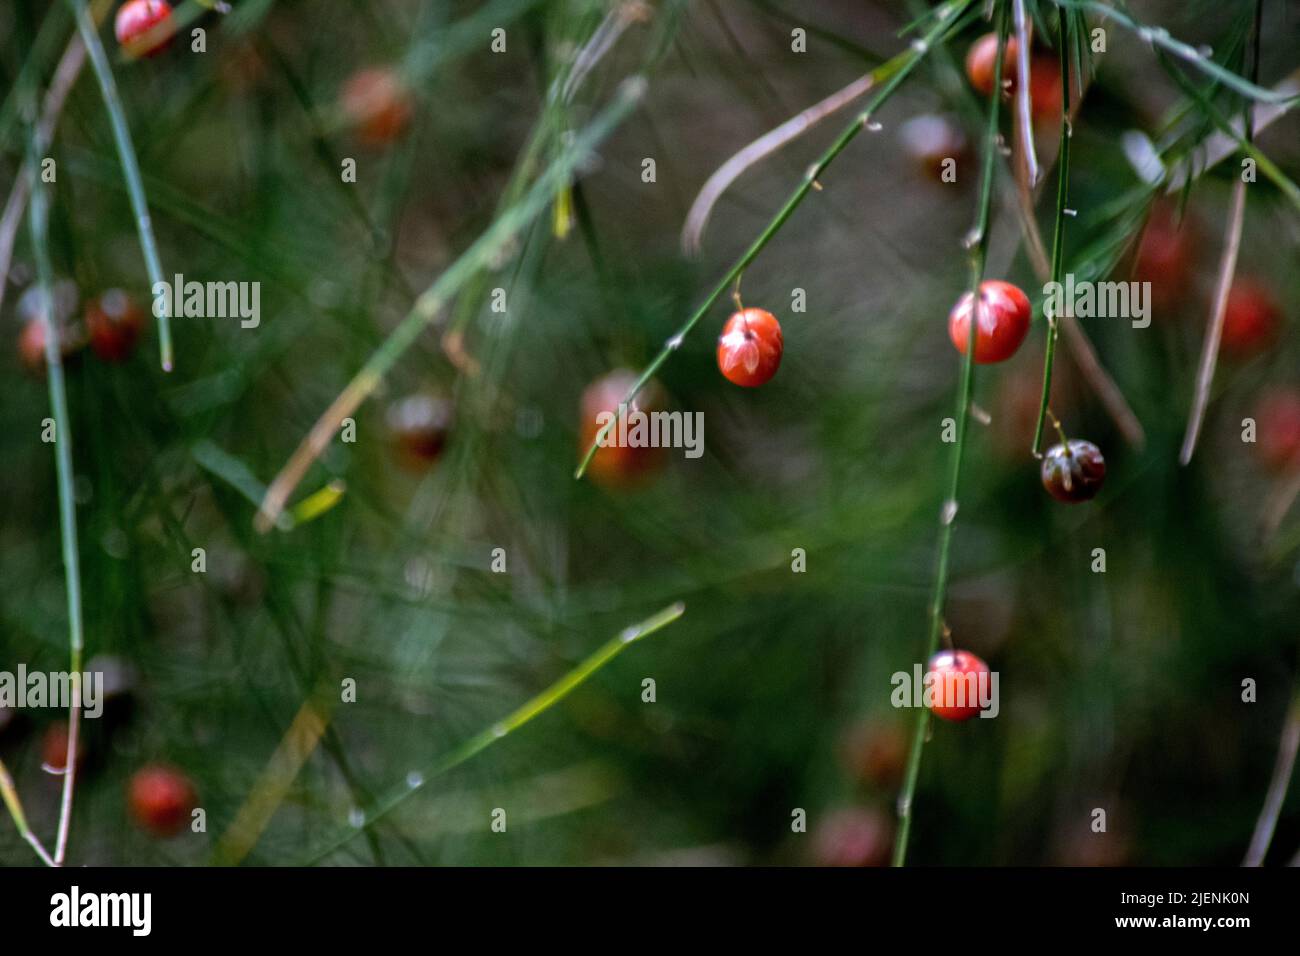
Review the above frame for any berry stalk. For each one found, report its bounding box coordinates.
[68,0,175,371]
[893,0,1009,868]
[298,601,686,865]
[27,127,86,866]
[575,0,981,480]
[1030,9,1074,458]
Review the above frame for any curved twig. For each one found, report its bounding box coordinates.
[1243,693,1300,866]
[680,70,876,256]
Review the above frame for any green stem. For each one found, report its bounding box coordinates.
[574,0,979,480]
[28,127,85,866]
[893,1,1009,868]
[1055,0,1293,105]
[1031,9,1075,457]
[69,0,175,371]
[300,602,685,864]
[0,758,56,866]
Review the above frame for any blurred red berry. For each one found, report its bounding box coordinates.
[579,369,665,488]
[927,649,991,722]
[1041,438,1106,503]
[387,394,453,468]
[1220,280,1281,357]
[1254,388,1300,472]
[1134,205,1194,311]
[341,67,414,146]
[899,114,967,180]
[965,34,1060,122]
[948,279,1032,364]
[840,721,909,790]
[810,807,893,867]
[128,765,196,837]
[86,289,146,362]
[1025,53,1063,123]
[717,308,783,387]
[115,0,175,57]
[18,317,82,376]
[41,722,83,773]
[966,33,1017,97]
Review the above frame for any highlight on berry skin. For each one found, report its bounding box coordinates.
[947,279,1032,364]
[717,308,783,387]
[1040,438,1107,503]
[114,0,176,58]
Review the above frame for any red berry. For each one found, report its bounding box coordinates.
[717,308,783,387]
[1134,205,1194,311]
[1220,280,1281,358]
[114,0,174,58]
[948,279,1032,364]
[128,764,196,838]
[927,649,991,722]
[579,369,665,488]
[41,722,83,773]
[1254,388,1300,472]
[1040,438,1106,503]
[341,67,414,146]
[839,721,908,790]
[86,289,146,362]
[387,394,453,468]
[965,34,1060,122]
[899,114,967,180]
[18,318,82,376]
[965,33,1017,97]
[810,807,893,867]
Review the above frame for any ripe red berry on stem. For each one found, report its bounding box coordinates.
[128,764,196,838]
[115,0,175,58]
[927,650,991,722]
[717,308,783,387]
[580,369,666,488]
[86,289,146,362]
[341,67,414,146]
[1254,388,1300,472]
[1041,438,1106,503]
[1220,280,1281,357]
[947,279,1032,364]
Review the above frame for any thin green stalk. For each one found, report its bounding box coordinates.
[1031,9,1075,457]
[893,1,1009,868]
[255,76,647,532]
[0,759,56,867]
[1056,0,1293,105]
[575,0,979,480]
[68,0,174,371]
[1149,38,1300,213]
[300,602,686,864]
[28,129,85,866]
